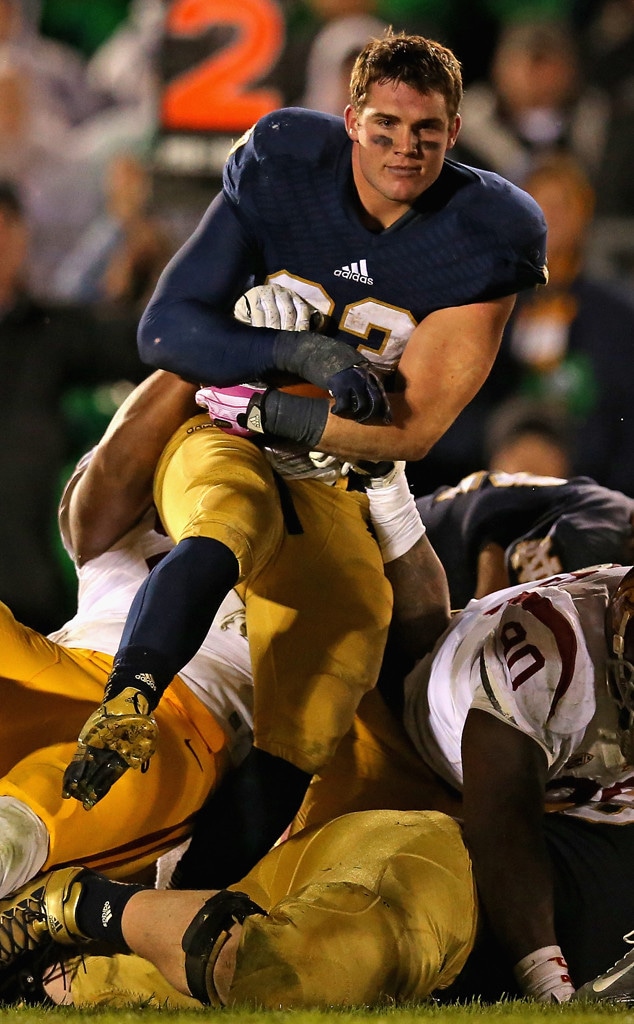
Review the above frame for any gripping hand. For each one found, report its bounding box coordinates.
[234,283,390,422]
[327,364,391,422]
[62,688,158,809]
[234,283,327,332]
[273,333,391,424]
[195,382,268,436]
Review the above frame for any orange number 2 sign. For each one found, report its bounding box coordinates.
[162,0,285,133]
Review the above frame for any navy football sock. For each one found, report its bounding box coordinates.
[74,873,146,948]
[106,536,239,706]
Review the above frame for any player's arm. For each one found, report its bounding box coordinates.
[364,462,450,663]
[138,195,388,424]
[316,294,516,462]
[474,541,510,597]
[64,370,199,565]
[461,709,574,1002]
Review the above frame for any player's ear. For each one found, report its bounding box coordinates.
[446,113,461,150]
[344,105,359,140]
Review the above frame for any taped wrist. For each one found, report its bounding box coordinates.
[273,331,367,390]
[261,389,330,448]
[514,945,575,1003]
[366,467,426,563]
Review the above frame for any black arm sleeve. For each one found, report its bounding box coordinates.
[137,193,281,385]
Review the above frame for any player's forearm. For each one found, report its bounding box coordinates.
[385,534,450,663]
[317,393,444,462]
[461,712,558,958]
[137,300,282,384]
[465,806,557,960]
[68,370,199,563]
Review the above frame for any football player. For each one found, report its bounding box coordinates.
[61,31,547,894]
[417,469,634,608]
[0,371,252,896]
[402,563,634,1001]
[292,466,634,831]
[4,799,634,1008]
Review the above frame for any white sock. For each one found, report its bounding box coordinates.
[0,797,48,897]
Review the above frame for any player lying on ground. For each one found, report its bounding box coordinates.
[399,562,634,1001]
[1,803,634,1008]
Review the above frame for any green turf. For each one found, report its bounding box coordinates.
[3,1002,634,1024]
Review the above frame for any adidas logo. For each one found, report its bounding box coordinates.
[101,900,113,928]
[134,672,157,691]
[334,259,373,285]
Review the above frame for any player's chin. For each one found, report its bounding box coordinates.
[384,175,427,203]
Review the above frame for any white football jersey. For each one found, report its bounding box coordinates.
[50,451,254,763]
[403,565,634,821]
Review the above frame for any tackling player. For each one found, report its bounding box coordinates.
[0,371,252,896]
[60,31,548,890]
[402,563,634,1001]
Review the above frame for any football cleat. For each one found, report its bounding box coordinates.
[76,687,158,769]
[0,867,89,970]
[62,687,158,809]
[573,932,634,1003]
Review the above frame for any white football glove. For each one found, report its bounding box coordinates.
[234,283,326,332]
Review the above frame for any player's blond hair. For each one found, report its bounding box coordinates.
[349,31,463,122]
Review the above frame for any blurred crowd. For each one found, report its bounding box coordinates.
[3,0,634,631]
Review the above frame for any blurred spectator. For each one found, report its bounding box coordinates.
[301,11,388,114]
[52,151,176,314]
[490,153,634,494]
[0,180,144,634]
[581,0,634,216]
[484,396,573,477]
[453,18,610,187]
[0,0,163,299]
[77,0,163,161]
[408,151,634,495]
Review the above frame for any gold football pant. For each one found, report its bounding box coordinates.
[0,602,230,878]
[291,688,463,832]
[65,809,478,1008]
[155,417,393,773]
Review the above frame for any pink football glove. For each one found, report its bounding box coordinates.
[195,383,267,437]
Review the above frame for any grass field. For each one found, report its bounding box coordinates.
[3,1000,634,1024]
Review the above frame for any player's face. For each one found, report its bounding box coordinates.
[345,80,460,229]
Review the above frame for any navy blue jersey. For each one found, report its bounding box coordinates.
[416,471,634,609]
[138,108,547,385]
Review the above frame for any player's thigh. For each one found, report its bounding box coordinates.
[154,417,285,578]
[0,609,112,772]
[246,482,393,773]
[292,689,463,832]
[0,679,231,879]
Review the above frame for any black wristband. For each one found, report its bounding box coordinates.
[273,331,366,390]
[261,389,329,447]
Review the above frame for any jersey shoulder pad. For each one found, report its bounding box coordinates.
[475,586,596,741]
[510,479,634,577]
[224,108,345,201]
[451,162,548,287]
